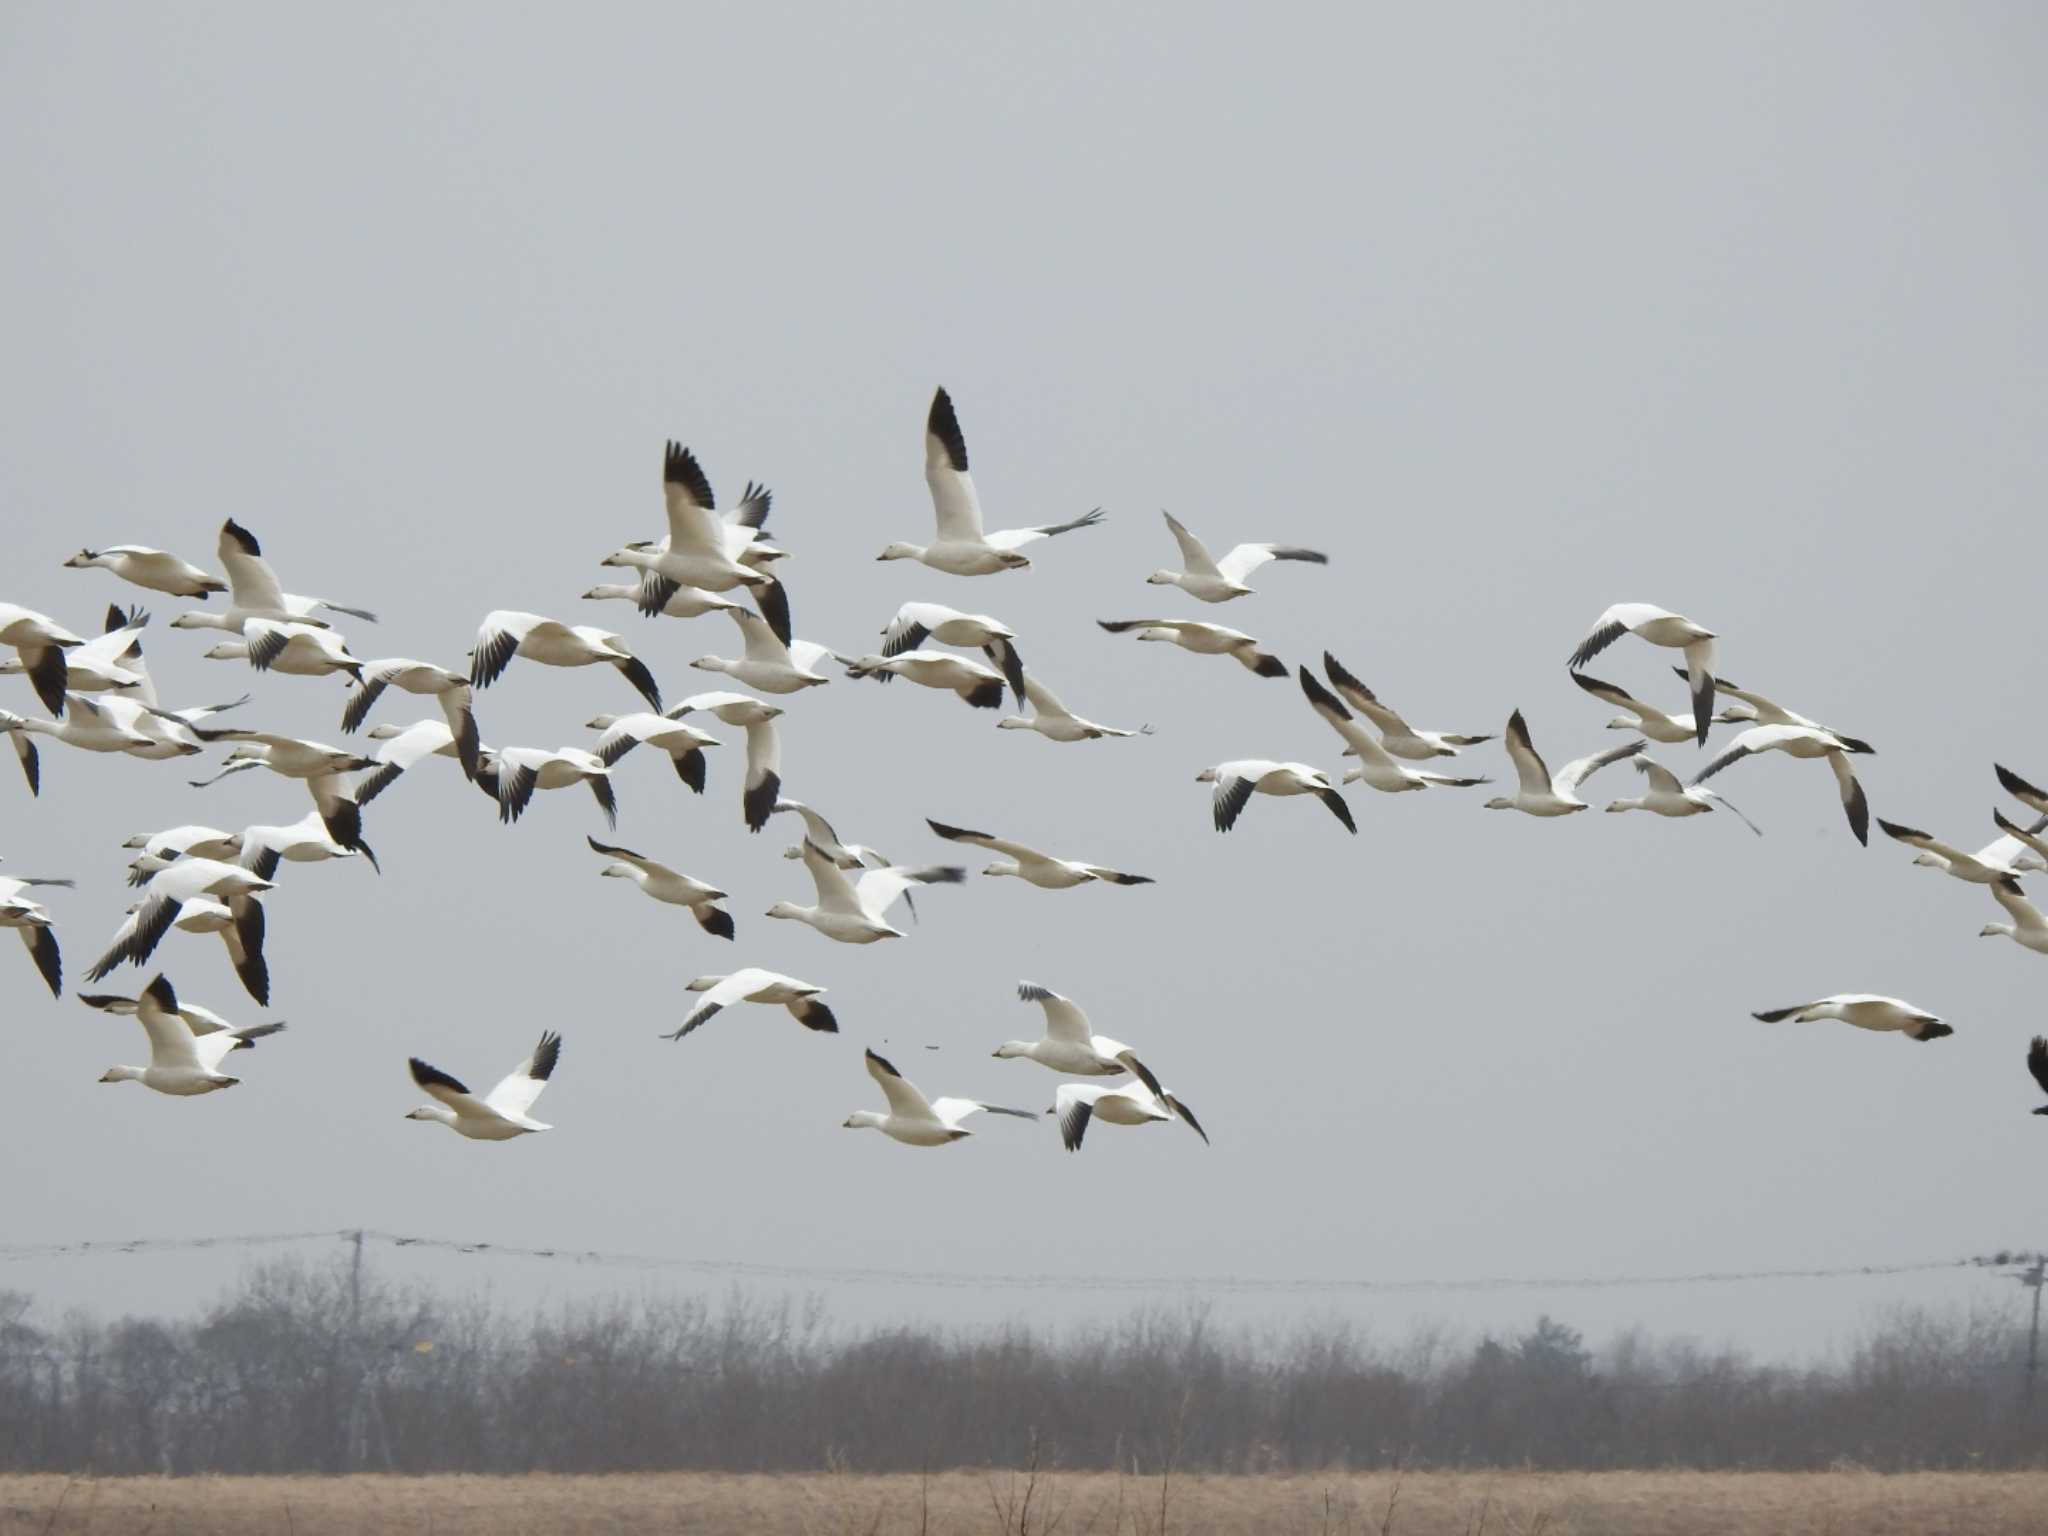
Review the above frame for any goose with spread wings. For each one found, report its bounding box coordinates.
[1603,756,1762,834]
[1694,725,1869,845]
[1997,764,2048,819]
[661,967,837,1041]
[1051,1077,1208,1153]
[1,606,146,693]
[663,692,786,830]
[80,976,284,1046]
[927,818,1153,888]
[340,660,479,777]
[879,602,1026,703]
[65,545,225,599]
[994,981,1161,1078]
[1668,668,1874,755]
[845,650,1008,710]
[1098,618,1285,678]
[1567,603,1717,745]
[998,672,1149,741]
[469,611,661,711]
[1751,994,1951,1041]
[476,745,617,829]
[1,697,155,792]
[766,840,965,943]
[0,603,84,716]
[1570,671,1747,745]
[405,1032,562,1140]
[598,444,791,641]
[877,387,1105,575]
[844,1048,1037,1146]
[1198,761,1355,834]
[168,519,376,634]
[1879,812,2048,884]
[186,731,375,854]
[1484,711,1646,818]
[1320,655,1491,761]
[586,711,718,795]
[1298,668,1488,794]
[587,835,732,939]
[691,608,837,695]
[0,875,67,998]
[82,857,272,990]
[1145,510,1327,603]
[205,619,364,681]
[582,577,745,620]
[1982,877,2048,956]
[95,974,287,1095]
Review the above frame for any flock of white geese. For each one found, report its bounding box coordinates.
[7,387,2048,1145]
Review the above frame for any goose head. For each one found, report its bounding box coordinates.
[1145,569,1179,586]
[875,543,923,562]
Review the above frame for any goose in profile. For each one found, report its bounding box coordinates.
[1989,811,2048,875]
[1145,510,1327,603]
[0,874,67,997]
[772,800,898,869]
[1604,757,1762,834]
[122,825,241,869]
[405,1032,561,1140]
[1667,669,1875,755]
[1982,878,2048,956]
[877,387,1105,575]
[1321,655,1492,761]
[96,975,286,1095]
[185,732,375,854]
[766,840,965,943]
[691,608,836,694]
[1198,761,1356,834]
[1051,1077,1208,1152]
[0,606,146,693]
[235,810,379,878]
[65,545,225,598]
[582,577,746,620]
[880,602,1026,703]
[79,977,285,1047]
[470,611,661,710]
[1567,604,1717,745]
[598,445,791,641]
[339,661,479,778]
[1752,995,1951,1040]
[844,1048,1037,1146]
[661,967,836,1040]
[1485,711,1646,818]
[206,619,363,681]
[1997,764,2048,818]
[993,981,1157,1078]
[168,519,376,633]
[1879,814,2047,884]
[1,698,156,792]
[666,693,784,831]
[927,819,1152,888]
[2027,1038,2048,1115]
[587,712,719,794]
[1097,618,1285,678]
[476,746,616,829]
[0,603,84,715]
[586,836,732,938]
[999,673,1149,741]
[1297,669,1488,794]
[82,857,272,990]
[352,719,472,804]
[1570,672,1747,745]
[1694,725,1869,845]
[668,691,784,729]
[845,651,1006,710]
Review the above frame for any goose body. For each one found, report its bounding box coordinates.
[1052,1078,1208,1152]
[880,602,1026,702]
[1678,670,1875,755]
[1571,671,1746,744]
[598,446,789,640]
[772,800,896,872]
[406,1032,561,1139]
[1604,757,1762,834]
[587,712,718,794]
[662,967,837,1040]
[691,608,835,694]
[187,732,374,854]
[993,981,1154,1078]
[470,611,661,711]
[1881,813,2048,884]
[1,699,156,794]
[927,818,1152,888]
[236,809,377,878]
[766,840,965,943]
[582,578,745,620]
[1098,618,1285,678]
[587,835,732,938]
[83,858,272,992]
[0,603,85,715]
[998,673,1148,741]
[477,746,616,828]
[1198,760,1356,834]
[206,619,364,680]
[65,545,225,598]
[353,719,472,804]
[0,875,67,997]
[1298,669,1488,794]
[845,651,1006,710]
[844,1048,1036,1146]
[1485,711,1646,817]
[1694,725,1869,845]
[95,975,282,1094]
[1751,994,1951,1041]
[1983,878,2048,955]
[339,662,479,777]
[167,520,375,634]
[1567,603,1718,745]
[1320,655,1492,761]
[1,607,147,693]
[1145,510,1327,603]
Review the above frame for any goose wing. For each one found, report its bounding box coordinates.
[923,388,985,543]
[134,975,204,1071]
[1215,542,1327,584]
[1634,757,1687,797]
[981,508,1104,552]
[1555,737,1647,794]
[1297,668,1394,768]
[1020,674,1076,721]
[1876,819,1973,866]
[2029,1037,2048,1098]
[1566,603,1665,669]
[356,720,454,804]
[1321,655,1414,738]
[1018,981,1090,1044]
[470,611,545,688]
[1161,511,1219,576]
[929,1097,1037,1127]
[743,718,781,832]
[661,443,726,554]
[1993,878,2048,932]
[801,839,867,914]
[728,607,794,666]
[218,520,287,612]
[1208,764,1260,833]
[587,834,669,879]
[1569,671,1653,720]
[1052,1083,1107,1152]
[1827,750,1870,846]
[865,1047,939,1121]
[409,1056,489,1118]
[926,818,1045,862]
[1502,712,1553,796]
[853,860,966,921]
[482,1030,561,1120]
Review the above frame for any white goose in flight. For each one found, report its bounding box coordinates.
[927,819,1153,888]
[844,1048,1037,1147]
[1097,618,1286,678]
[1145,510,1327,603]
[667,693,785,832]
[582,577,745,620]
[993,981,1157,1078]
[1,699,155,793]
[405,1032,562,1140]
[1603,757,1762,834]
[0,606,147,693]
[1879,813,2048,885]
[122,825,241,868]
[767,840,965,943]
[1198,761,1356,834]
[96,975,286,1095]
[661,967,837,1040]
[1567,603,1717,745]
[0,874,67,998]
[1990,811,2048,874]
[476,746,616,829]
[1983,878,2048,956]
[470,611,662,711]
[845,651,1007,711]
[1570,672,1747,745]
[1485,711,1646,818]
[1997,764,2048,818]
[168,519,377,633]
[339,661,479,778]
[587,835,732,939]
[879,602,1026,703]
[877,387,1105,575]
[203,619,365,680]
[1321,654,1492,761]
[1668,669,1875,756]
[235,810,379,878]
[0,603,85,715]
[998,673,1149,742]
[65,545,225,598]
[599,445,790,640]
[691,608,836,694]
[1052,1078,1208,1152]
[587,712,719,794]
[1297,669,1488,794]
[1751,994,1951,1041]
[353,719,471,804]
[771,799,894,872]
[82,857,272,989]
[1694,725,1869,845]
[186,732,375,854]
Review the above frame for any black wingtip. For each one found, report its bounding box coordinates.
[675,748,708,795]
[409,1057,471,1096]
[753,579,794,649]
[663,442,715,507]
[927,387,969,472]
[697,905,736,941]
[802,1000,838,1035]
[530,1030,563,1082]
[744,770,781,834]
[1252,653,1287,679]
[616,654,662,712]
[866,1046,901,1077]
[964,677,1006,711]
[221,518,262,557]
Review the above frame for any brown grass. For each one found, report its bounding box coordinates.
[2,1469,2045,1535]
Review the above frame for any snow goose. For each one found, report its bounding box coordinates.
[204,619,364,680]
[1485,711,1646,818]
[1751,994,1951,1040]
[1671,669,1875,755]
[1880,814,2047,884]
[998,672,1150,741]
[338,662,480,777]
[767,840,965,943]
[95,975,284,1094]
[476,746,616,829]
[123,825,241,868]
[844,1048,1036,1146]
[1098,618,1285,678]
[1198,761,1355,834]
[1,698,155,792]
[0,874,67,997]
[406,1032,561,1140]
[877,387,1105,575]
[0,603,84,715]
[1567,604,1717,745]
[2027,1037,2048,1115]
[587,712,719,794]
[1145,510,1327,603]
[669,690,784,728]
[82,858,272,990]
[927,818,1152,888]
[844,651,1006,710]
[1570,672,1748,744]
[1297,669,1488,794]
[691,608,836,694]
[1694,725,1869,845]
[186,732,375,853]
[236,809,379,878]
[353,720,471,804]
[1603,756,1762,834]
[65,545,225,598]
[1982,877,2048,956]
[469,611,661,710]
[661,967,837,1040]
[1051,1077,1208,1152]
[994,981,1158,1078]
[0,606,146,693]
[1989,811,2048,873]
[664,694,786,828]
[771,799,891,870]
[80,976,285,1047]
[1321,655,1491,761]
[879,602,1026,703]
[582,577,746,620]
[168,520,376,633]
[587,835,732,938]
[1997,764,2048,818]
[600,445,791,641]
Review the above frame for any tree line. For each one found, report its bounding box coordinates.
[0,1257,2041,1475]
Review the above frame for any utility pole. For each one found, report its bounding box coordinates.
[2018,1259,2046,1420]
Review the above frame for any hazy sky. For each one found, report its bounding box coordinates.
[2,3,2044,1359]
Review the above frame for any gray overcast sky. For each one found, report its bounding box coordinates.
[2,3,2044,1358]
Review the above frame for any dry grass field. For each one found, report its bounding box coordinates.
[3,1469,2047,1536]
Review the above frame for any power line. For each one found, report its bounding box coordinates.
[1,1228,2041,1296]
